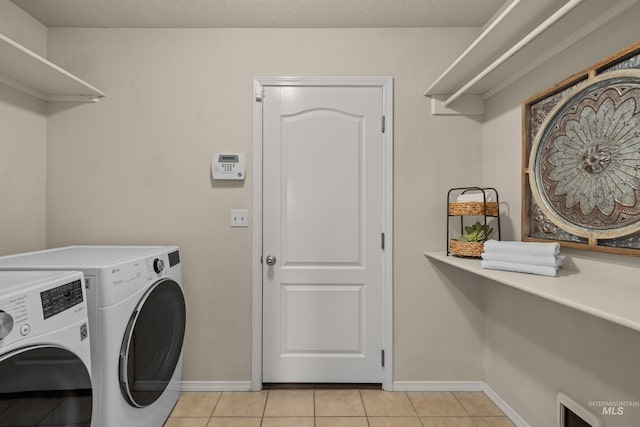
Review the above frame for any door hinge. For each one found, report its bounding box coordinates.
[381,115,386,133]
[255,85,264,102]
[381,232,385,250]
[381,349,385,367]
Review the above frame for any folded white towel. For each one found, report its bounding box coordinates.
[483,239,560,257]
[481,252,565,268]
[480,260,558,277]
[456,192,493,203]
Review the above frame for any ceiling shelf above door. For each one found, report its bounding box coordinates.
[424,0,638,115]
[0,32,105,102]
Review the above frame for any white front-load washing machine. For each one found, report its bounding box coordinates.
[0,270,92,426]
[0,246,186,427]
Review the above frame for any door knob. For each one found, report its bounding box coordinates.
[265,255,277,266]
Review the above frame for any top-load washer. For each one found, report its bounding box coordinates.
[0,270,92,426]
[0,246,186,427]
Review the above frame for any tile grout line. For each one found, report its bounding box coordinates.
[359,389,368,419]
[260,390,269,426]
[209,391,222,419]
[452,391,473,417]
[405,391,425,427]
[363,389,372,427]
[452,391,488,427]
[356,389,369,426]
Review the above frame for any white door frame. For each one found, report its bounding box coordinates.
[251,76,393,391]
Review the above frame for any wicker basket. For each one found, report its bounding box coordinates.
[448,202,498,216]
[449,239,484,258]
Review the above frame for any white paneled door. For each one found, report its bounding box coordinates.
[261,84,385,383]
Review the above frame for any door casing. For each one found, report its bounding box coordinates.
[251,76,393,390]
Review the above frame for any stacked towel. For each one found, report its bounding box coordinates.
[480,240,563,277]
[456,192,493,203]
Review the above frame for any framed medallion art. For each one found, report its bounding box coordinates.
[523,41,640,256]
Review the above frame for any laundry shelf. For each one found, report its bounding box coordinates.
[0,32,105,102]
[425,251,640,333]
[424,0,638,113]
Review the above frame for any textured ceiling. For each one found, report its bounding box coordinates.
[11,0,507,28]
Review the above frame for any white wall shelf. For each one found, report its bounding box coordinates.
[0,32,105,102]
[424,0,638,113]
[425,251,640,333]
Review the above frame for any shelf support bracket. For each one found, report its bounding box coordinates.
[430,95,484,116]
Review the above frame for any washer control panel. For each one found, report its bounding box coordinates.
[40,279,84,320]
[146,250,180,278]
[0,276,87,348]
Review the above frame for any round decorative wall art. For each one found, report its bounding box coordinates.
[528,70,640,240]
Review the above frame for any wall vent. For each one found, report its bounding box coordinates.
[558,393,602,427]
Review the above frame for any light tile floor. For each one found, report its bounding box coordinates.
[164,390,516,427]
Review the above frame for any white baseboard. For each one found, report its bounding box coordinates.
[483,383,530,427]
[392,380,529,427]
[179,381,253,392]
[393,381,484,391]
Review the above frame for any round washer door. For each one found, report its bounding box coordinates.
[120,278,186,407]
[0,345,93,425]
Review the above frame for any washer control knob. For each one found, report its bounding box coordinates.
[153,258,165,274]
[0,310,14,340]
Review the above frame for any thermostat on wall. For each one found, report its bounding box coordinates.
[212,153,245,180]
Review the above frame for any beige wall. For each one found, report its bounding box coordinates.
[45,28,486,382]
[0,2,47,256]
[0,1,47,56]
[482,4,640,426]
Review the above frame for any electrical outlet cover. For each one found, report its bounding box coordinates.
[230,209,249,227]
